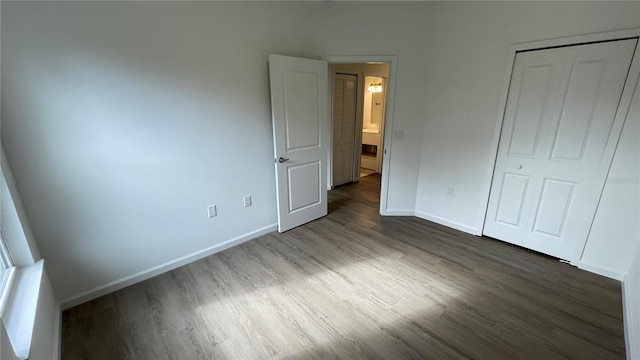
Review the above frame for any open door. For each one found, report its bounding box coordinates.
[269,54,329,232]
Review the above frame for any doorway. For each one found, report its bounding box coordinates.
[328,61,391,210]
[361,75,387,178]
[268,54,397,232]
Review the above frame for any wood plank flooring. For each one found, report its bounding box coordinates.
[61,174,626,359]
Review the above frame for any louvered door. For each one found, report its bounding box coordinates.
[332,73,358,187]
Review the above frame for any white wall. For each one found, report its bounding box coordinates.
[414,2,640,272]
[582,72,640,277]
[1,2,326,302]
[2,2,436,303]
[624,244,640,360]
[2,1,638,310]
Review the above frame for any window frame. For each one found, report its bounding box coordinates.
[0,229,15,297]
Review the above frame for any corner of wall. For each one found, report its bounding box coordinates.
[414,211,478,235]
[60,223,277,310]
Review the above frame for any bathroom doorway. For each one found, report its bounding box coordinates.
[361,75,386,178]
[329,62,390,203]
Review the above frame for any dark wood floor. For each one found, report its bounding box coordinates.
[61,174,626,359]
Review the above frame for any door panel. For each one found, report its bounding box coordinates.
[508,64,554,158]
[495,173,530,227]
[484,39,637,261]
[269,55,328,232]
[288,162,322,212]
[531,179,576,238]
[284,72,321,151]
[550,60,607,162]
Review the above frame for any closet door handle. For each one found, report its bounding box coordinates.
[278,157,290,163]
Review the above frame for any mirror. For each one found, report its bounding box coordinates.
[363,76,384,133]
[371,92,383,126]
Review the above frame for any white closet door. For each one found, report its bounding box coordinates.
[332,73,358,187]
[484,39,637,261]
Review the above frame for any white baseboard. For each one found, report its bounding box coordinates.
[574,260,624,281]
[382,209,478,236]
[60,224,277,310]
[381,209,415,216]
[414,211,477,235]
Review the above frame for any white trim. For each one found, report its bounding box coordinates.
[510,28,640,53]
[0,266,17,316]
[60,224,277,310]
[324,55,399,217]
[415,211,477,235]
[2,260,44,360]
[382,209,478,235]
[1,152,40,265]
[477,28,640,251]
[327,70,335,189]
[381,209,415,217]
[573,260,624,281]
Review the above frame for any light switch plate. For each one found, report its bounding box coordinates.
[393,131,404,141]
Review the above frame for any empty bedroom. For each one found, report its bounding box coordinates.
[0,1,638,359]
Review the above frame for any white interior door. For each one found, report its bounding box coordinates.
[269,54,329,232]
[484,39,637,261]
[332,73,358,186]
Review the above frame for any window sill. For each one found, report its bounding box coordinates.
[0,260,44,360]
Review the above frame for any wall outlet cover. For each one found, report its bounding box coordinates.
[207,205,217,218]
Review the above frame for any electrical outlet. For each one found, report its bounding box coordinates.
[446,187,454,196]
[243,195,252,207]
[207,205,217,218]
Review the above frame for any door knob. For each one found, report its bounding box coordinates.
[278,157,290,163]
[516,164,523,169]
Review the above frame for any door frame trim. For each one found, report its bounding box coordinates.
[476,28,640,256]
[325,55,398,216]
